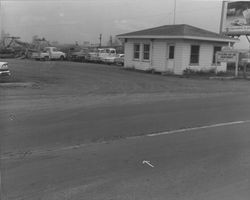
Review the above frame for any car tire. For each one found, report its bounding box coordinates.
[60,56,64,61]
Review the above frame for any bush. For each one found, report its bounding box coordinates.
[183,68,216,76]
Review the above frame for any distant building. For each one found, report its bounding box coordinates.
[83,41,90,47]
[51,41,59,46]
[117,24,238,75]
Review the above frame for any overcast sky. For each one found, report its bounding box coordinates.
[0,0,248,47]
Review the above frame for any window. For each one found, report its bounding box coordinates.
[190,45,200,64]
[169,45,175,59]
[143,44,150,60]
[213,46,222,64]
[134,44,140,59]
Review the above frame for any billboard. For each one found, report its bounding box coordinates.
[220,1,250,35]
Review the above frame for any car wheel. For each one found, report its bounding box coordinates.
[60,56,64,61]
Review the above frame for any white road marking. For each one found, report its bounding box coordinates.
[146,120,250,137]
[142,160,154,168]
[1,120,250,160]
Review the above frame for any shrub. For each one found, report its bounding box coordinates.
[183,68,216,76]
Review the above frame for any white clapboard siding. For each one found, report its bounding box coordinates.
[124,39,228,74]
[124,40,152,70]
[179,41,228,73]
[174,42,187,75]
[152,40,166,72]
[124,42,134,68]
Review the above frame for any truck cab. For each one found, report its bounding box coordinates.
[98,48,117,62]
[44,47,66,60]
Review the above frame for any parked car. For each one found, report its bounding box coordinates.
[114,54,124,66]
[102,55,118,64]
[0,61,11,77]
[69,48,89,62]
[99,48,117,63]
[0,48,15,58]
[86,48,119,64]
[31,47,66,61]
[31,49,50,61]
[86,52,101,63]
[44,47,66,60]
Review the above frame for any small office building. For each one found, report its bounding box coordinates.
[117,24,237,75]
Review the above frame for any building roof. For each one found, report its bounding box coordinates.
[117,24,238,43]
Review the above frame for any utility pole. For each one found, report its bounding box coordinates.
[173,0,177,24]
[109,35,112,47]
[99,34,102,47]
[0,0,4,197]
[0,0,3,43]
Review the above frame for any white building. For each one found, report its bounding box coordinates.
[117,24,238,75]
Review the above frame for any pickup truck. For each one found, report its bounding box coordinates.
[86,48,117,63]
[99,48,116,62]
[31,47,66,61]
[31,50,50,61]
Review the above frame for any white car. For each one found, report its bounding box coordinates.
[114,54,124,65]
[102,55,117,64]
[102,54,124,65]
[0,62,10,76]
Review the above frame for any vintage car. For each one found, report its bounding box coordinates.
[31,47,66,61]
[102,55,118,64]
[0,61,11,77]
[69,49,89,62]
[114,54,124,65]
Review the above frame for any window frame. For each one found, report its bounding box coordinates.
[133,43,140,60]
[190,45,200,65]
[168,45,175,59]
[212,46,222,64]
[143,44,150,61]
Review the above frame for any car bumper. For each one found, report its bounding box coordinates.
[0,70,11,76]
[103,59,115,63]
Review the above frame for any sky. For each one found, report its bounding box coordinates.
[0,0,249,48]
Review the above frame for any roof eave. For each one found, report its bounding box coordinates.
[117,35,238,43]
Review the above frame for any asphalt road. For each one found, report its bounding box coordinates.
[1,60,250,199]
[1,94,250,200]
[1,93,250,155]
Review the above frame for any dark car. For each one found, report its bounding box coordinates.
[114,54,124,66]
[70,49,89,62]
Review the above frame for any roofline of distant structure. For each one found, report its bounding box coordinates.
[117,35,239,43]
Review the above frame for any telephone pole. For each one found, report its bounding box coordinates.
[109,35,113,47]
[99,34,102,47]
[173,0,177,24]
[0,0,4,196]
[0,0,3,41]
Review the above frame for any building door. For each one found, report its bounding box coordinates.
[166,44,175,72]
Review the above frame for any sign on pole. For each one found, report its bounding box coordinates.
[216,50,239,77]
[220,1,250,35]
[216,51,238,62]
